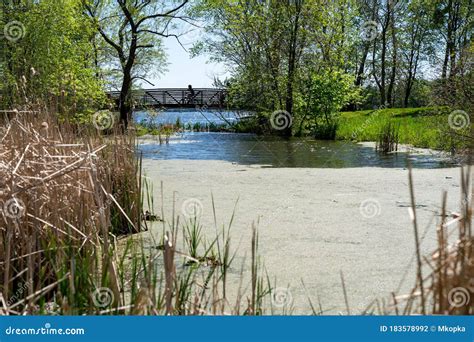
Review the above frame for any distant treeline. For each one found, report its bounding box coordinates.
[0,1,472,134]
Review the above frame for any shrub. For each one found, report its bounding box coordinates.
[300,69,361,139]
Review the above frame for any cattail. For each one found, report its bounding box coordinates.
[40,121,49,138]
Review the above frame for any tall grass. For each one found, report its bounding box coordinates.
[0,111,284,315]
[0,109,142,314]
[376,122,399,154]
[363,164,473,315]
[338,107,472,151]
[402,164,473,315]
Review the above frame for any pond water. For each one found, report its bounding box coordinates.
[136,110,458,169]
[135,110,461,314]
[134,108,243,126]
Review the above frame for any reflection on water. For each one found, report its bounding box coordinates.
[139,132,458,169]
[134,109,243,126]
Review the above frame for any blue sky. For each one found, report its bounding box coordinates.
[148,34,228,88]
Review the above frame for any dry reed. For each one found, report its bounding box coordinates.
[0,110,142,314]
[371,164,473,315]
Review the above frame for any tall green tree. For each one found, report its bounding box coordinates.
[195,0,357,136]
[84,0,189,128]
[0,0,104,114]
[400,0,434,107]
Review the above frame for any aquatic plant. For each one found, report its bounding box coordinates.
[376,121,400,154]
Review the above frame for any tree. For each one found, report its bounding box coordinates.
[0,0,104,113]
[195,0,355,136]
[84,0,190,128]
[369,0,398,107]
[400,0,433,107]
[301,68,361,138]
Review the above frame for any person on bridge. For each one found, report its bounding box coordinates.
[187,84,196,104]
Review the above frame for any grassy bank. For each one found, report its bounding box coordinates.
[337,107,471,151]
[160,106,472,152]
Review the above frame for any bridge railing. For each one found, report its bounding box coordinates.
[107,88,227,108]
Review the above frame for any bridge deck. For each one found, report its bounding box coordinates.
[107,88,227,109]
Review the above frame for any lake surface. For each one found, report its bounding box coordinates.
[136,110,458,169]
[134,108,243,126]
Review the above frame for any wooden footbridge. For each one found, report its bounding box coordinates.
[107,88,227,109]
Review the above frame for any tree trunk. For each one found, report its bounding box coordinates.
[119,71,132,129]
[283,1,302,137]
[442,0,454,79]
[380,34,387,106]
[284,51,295,137]
[378,1,391,106]
[387,7,397,107]
[119,34,138,130]
[448,1,460,78]
[404,76,412,108]
[355,43,370,87]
